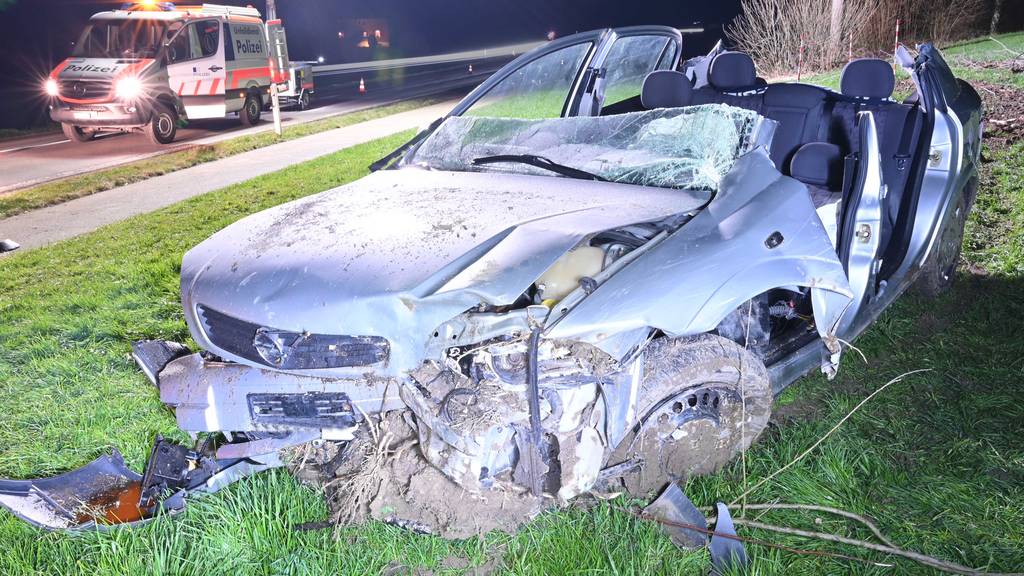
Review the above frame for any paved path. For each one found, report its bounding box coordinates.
[0,100,453,253]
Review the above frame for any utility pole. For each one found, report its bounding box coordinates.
[264,0,282,136]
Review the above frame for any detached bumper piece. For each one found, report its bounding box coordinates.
[0,433,295,531]
[0,450,165,530]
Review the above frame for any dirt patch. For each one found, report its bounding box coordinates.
[294,412,550,540]
[971,79,1024,149]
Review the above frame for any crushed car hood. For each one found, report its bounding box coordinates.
[181,168,707,375]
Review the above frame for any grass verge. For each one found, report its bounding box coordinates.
[0,98,439,219]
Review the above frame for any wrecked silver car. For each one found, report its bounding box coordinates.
[1,26,982,534]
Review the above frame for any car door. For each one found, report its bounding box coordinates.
[451,30,607,119]
[881,44,975,289]
[166,19,227,120]
[577,26,683,116]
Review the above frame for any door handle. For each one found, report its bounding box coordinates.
[208,65,223,72]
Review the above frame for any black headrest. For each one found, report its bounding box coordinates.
[709,52,757,91]
[840,58,895,99]
[641,70,693,109]
[790,142,843,190]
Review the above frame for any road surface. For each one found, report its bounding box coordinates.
[0,100,457,252]
[0,60,503,194]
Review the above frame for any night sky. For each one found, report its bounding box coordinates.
[0,0,741,129]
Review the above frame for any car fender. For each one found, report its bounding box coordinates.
[545,150,853,357]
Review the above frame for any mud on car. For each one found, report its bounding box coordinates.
[1,26,982,534]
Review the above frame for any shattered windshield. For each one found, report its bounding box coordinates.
[406,104,765,191]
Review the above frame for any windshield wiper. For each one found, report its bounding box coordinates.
[472,154,608,182]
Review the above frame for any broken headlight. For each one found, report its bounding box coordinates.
[252,328,391,370]
[197,305,390,370]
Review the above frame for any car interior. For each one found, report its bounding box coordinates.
[611,51,926,251]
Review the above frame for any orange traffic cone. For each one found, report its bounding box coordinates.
[358,78,366,94]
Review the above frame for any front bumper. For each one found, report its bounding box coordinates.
[49,101,148,128]
[156,351,406,435]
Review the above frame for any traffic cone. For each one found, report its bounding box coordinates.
[358,78,366,94]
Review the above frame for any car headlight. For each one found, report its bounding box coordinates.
[253,327,293,366]
[45,79,58,97]
[251,326,390,370]
[115,77,143,100]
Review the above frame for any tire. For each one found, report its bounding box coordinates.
[239,94,261,126]
[145,102,177,145]
[610,334,772,497]
[298,91,311,111]
[61,123,95,143]
[914,191,968,297]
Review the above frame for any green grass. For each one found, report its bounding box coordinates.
[0,98,440,219]
[943,32,1024,61]
[1,37,1024,575]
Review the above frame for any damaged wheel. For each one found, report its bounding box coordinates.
[915,187,970,297]
[613,334,772,497]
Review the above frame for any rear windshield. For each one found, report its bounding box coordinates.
[73,19,176,59]
[406,104,764,191]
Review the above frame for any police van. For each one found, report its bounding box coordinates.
[45,2,291,144]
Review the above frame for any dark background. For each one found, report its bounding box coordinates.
[0,0,740,129]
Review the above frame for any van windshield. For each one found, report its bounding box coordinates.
[73,19,175,59]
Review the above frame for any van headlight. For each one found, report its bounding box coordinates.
[115,77,143,100]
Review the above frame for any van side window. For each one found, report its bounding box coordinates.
[196,20,220,58]
[166,23,193,63]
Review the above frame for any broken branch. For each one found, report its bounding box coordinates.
[732,518,1024,576]
[729,368,932,506]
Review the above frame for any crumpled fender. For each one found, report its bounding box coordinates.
[545,150,853,355]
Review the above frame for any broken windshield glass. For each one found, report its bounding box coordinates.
[406,104,767,191]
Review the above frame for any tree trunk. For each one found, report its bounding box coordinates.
[830,0,845,65]
[990,0,1004,35]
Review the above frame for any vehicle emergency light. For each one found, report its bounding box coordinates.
[120,1,176,11]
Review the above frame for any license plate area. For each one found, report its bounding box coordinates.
[247,392,357,429]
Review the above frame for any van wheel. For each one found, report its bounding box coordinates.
[298,91,311,111]
[239,94,261,126]
[61,123,95,143]
[609,334,772,497]
[915,191,968,297]
[145,103,177,145]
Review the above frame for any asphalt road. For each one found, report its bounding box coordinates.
[0,60,504,194]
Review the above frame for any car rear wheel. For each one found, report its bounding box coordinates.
[145,103,178,145]
[239,94,261,126]
[609,334,772,497]
[61,123,95,143]
[915,189,969,297]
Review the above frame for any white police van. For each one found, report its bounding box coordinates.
[46,2,290,144]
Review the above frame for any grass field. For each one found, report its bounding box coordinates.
[0,98,440,220]
[0,35,1023,575]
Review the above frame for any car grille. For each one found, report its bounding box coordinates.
[197,305,390,369]
[59,78,112,100]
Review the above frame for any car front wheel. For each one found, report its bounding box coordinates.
[609,333,772,497]
[145,103,177,145]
